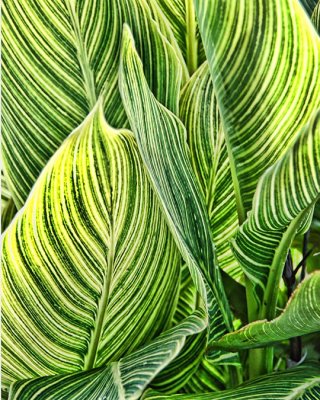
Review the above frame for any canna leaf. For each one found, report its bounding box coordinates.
[179,61,242,282]
[142,363,320,399]
[2,103,180,388]
[194,0,320,221]
[119,25,233,347]
[2,0,187,208]
[232,110,320,316]
[312,1,320,31]
[209,272,320,351]
[147,0,206,73]
[7,310,207,400]
[194,0,320,313]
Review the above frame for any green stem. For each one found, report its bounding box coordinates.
[248,208,311,378]
[185,0,198,74]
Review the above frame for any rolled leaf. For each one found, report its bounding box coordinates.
[148,0,206,73]
[2,103,180,387]
[210,272,320,351]
[142,363,320,399]
[2,0,187,207]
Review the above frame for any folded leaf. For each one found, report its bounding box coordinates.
[2,103,180,387]
[1,171,17,232]
[232,110,320,315]
[7,310,207,400]
[142,363,320,399]
[210,272,320,351]
[2,0,187,207]
[180,61,242,282]
[119,25,232,346]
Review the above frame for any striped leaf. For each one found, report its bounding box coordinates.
[2,104,181,389]
[194,0,320,316]
[210,272,320,351]
[147,0,206,73]
[232,110,320,316]
[1,170,17,232]
[142,363,320,399]
[179,61,242,282]
[194,0,320,221]
[7,310,207,400]
[2,0,187,208]
[312,1,320,31]
[300,0,319,15]
[119,25,233,346]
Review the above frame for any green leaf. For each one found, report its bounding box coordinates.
[232,110,320,316]
[2,0,187,207]
[210,272,320,351]
[300,0,319,15]
[142,363,320,399]
[7,310,207,400]
[119,25,233,347]
[148,0,205,73]
[312,1,320,32]
[2,103,181,388]
[194,0,320,222]
[179,61,242,282]
[1,170,17,232]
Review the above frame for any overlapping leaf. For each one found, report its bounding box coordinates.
[195,0,320,316]
[2,104,181,388]
[180,61,242,281]
[2,0,187,207]
[210,272,320,351]
[232,111,320,315]
[142,363,320,399]
[7,311,206,400]
[148,0,205,73]
[119,25,232,347]
[194,0,320,220]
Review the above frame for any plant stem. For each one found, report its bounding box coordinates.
[185,0,198,74]
[247,208,310,378]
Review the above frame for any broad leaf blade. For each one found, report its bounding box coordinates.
[8,311,207,400]
[2,104,180,387]
[210,272,320,351]
[2,0,187,207]
[142,363,320,399]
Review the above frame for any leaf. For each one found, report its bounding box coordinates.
[232,110,320,315]
[194,0,320,221]
[2,103,181,388]
[1,170,17,232]
[179,61,242,282]
[147,0,205,73]
[8,311,206,400]
[299,0,319,15]
[210,272,320,351]
[142,363,320,399]
[7,310,207,400]
[119,25,233,347]
[312,1,320,32]
[2,0,187,207]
